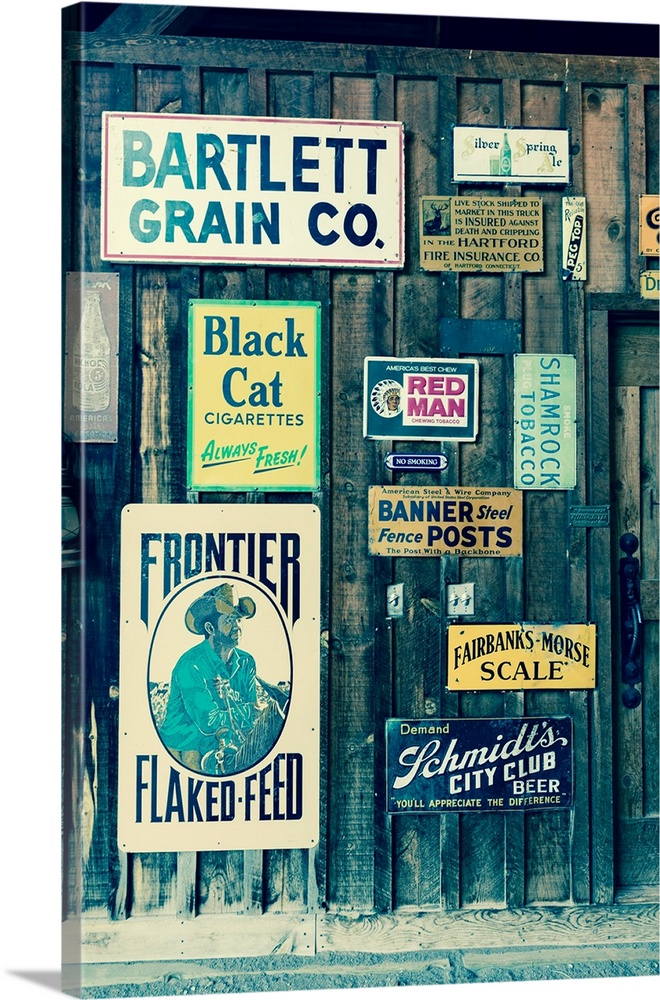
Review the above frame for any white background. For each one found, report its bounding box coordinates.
[3,2,657,999]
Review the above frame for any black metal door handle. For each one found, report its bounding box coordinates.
[619,532,643,709]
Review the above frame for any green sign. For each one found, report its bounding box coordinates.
[513,354,576,490]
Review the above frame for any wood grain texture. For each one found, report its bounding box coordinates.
[582,86,627,293]
[63,32,659,86]
[391,74,443,912]
[63,23,659,947]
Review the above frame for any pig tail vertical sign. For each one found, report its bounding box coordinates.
[118,502,321,852]
[188,300,321,491]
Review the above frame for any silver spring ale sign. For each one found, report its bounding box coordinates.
[188,300,320,491]
[118,503,320,852]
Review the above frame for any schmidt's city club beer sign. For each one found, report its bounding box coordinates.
[386,716,573,813]
[101,112,404,267]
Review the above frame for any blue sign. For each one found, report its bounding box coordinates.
[384,453,448,472]
[386,716,572,813]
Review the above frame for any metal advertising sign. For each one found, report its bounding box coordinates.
[63,271,119,443]
[513,354,577,490]
[363,357,479,442]
[101,112,404,268]
[419,196,543,272]
[569,505,610,527]
[641,270,659,299]
[639,195,660,255]
[368,485,522,557]
[386,716,573,813]
[384,453,448,472]
[561,197,587,281]
[447,623,597,691]
[118,502,320,852]
[452,126,571,185]
[188,300,320,491]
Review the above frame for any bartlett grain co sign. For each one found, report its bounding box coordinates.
[101,112,404,267]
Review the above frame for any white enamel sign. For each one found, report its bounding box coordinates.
[118,503,320,852]
[101,112,404,267]
[453,126,570,185]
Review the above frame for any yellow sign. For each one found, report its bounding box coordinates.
[188,300,320,491]
[368,485,523,557]
[447,623,597,690]
[639,195,659,255]
[641,270,659,299]
[420,196,543,272]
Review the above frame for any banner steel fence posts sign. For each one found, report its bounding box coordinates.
[513,354,577,490]
[363,357,479,442]
[118,503,320,853]
[386,717,573,813]
[101,112,405,267]
[452,126,570,185]
[368,485,522,557]
[447,623,597,691]
[188,300,320,492]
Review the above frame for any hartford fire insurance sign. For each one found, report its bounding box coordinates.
[101,112,404,267]
[118,503,320,852]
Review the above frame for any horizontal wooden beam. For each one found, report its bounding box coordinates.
[62,906,659,994]
[61,33,658,84]
[63,903,658,965]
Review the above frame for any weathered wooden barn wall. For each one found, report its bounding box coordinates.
[61,9,658,967]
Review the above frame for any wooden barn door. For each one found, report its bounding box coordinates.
[610,314,659,900]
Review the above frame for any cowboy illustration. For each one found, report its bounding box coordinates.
[156,583,289,776]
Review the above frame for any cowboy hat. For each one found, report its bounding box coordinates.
[185,583,256,634]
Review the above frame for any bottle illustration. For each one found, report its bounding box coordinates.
[499,132,512,177]
[72,289,110,411]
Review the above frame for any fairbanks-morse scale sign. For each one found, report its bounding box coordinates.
[118,503,320,852]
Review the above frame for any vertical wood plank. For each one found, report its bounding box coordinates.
[628,85,648,291]
[436,68,461,913]
[645,86,659,192]
[587,306,614,903]
[583,86,627,293]
[612,387,644,820]
[641,387,659,817]
[564,74,591,905]
[455,76,508,909]
[392,74,442,911]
